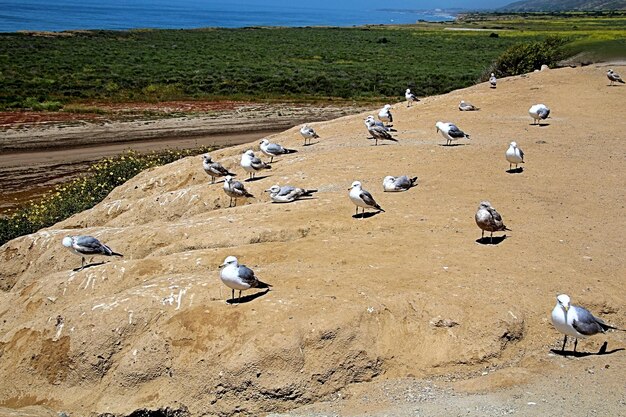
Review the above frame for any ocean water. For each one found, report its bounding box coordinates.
[0,0,454,33]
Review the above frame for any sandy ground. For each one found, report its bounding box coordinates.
[0,65,625,417]
[0,103,370,211]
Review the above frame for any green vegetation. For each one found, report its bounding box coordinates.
[0,147,214,246]
[488,35,569,78]
[0,26,542,109]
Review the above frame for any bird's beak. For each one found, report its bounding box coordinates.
[219,263,226,268]
[564,305,569,312]
[264,189,271,192]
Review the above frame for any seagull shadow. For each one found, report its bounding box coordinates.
[439,143,468,147]
[352,211,383,219]
[531,123,550,127]
[303,141,320,147]
[73,261,106,272]
[245,175,271,182]
[226,288,271,305]
[550,342,624,357]
[506,167,524,174]
[476,235,507,245]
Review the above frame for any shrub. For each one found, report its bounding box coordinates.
[0,146,214,247]
[486,35,569,79]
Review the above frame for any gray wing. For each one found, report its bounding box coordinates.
[74,235,111,255]
[211,162,232,176]
[448,124,466,138]
[278,185,297,196]
[360,190,379,208]
[369,125,393,139]
[572,306,607,336]
[394,176,412,189]
[538,108,550,119]
[232,180,252,196]
[237,265,258,286]
[486,207,503,223]
[266,143,285,154]
[519,148,525,161]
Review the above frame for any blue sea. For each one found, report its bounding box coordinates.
[0,0,454,33]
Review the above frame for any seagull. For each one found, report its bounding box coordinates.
[265,184,317,203]
[383,175,418,192]
[607,69,625,85]
[223,175,253,207]
[529,104,550,125]
[459,100,479,111]
[435,121,470,146]
[240,149,271,180]
[365,118,398,146]
[378,104,393,126]
[219,256,271,303]
[259,139,296,163]
[405,89,419,107]
[300,124,319,146]
[202,154,236,184]
[349,181,384,218]
[489,73,497,88]
[475,201,510,243]
[62,235,123,271]
[364,115,394,132]
[505,141,525,170]
[551,294,625,353]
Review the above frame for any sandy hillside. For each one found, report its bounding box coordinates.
[0,65,625,417]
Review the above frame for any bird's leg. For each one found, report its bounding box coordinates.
[573,338,578,353]
[355,206,359,217]
[238,290,242,301]
[231,289,235,303]
[211,176,215,184]
[490,232,494,244]
[81,257,86,268]
[481,230,485,240]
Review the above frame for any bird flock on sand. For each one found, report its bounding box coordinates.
[61,69,624,351]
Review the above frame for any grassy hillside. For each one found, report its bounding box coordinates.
[500,0,626,11]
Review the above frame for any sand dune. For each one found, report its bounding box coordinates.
[0,65,624,416]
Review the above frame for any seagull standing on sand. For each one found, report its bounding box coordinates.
[607,69,625,85]
[365,117,397,146]
[223,175,253,207]
[529,104,550,125]
[436,121,470,146]
[259,139,296,163]
[489,73,497,88]
[459,100,479,111]
[505,141,525,170]
[62,235,123,271]
[551,294,625,353]
[202,154,236,184]
[349,181,385,218]
[300,124,319,146]
[265,184,317,203]
[475,201,510,243]
[220,256,271,303]
[383,175,418,192]
[378,104,393,126]
[241,149,271,180]
[405,89,419,107]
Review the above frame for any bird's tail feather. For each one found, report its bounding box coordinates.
[465,134,471,139]
[256,280,272,289]
[112,252,123,257]
[377,206,385,212]
[304,189,318,196]
[410,177,418,186]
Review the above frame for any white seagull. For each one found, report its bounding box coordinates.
[435,121,470,146]
[405,89,419,107]
[505,141,525,171]
[489,73,497,88]
[220,256,271,303]
[365,117,397,146]
[202,154,236,184]
[383,175,418,192]
[241,149,271,180]
[265,184,317,203]
[551,294,625,353]
[459,100,479,111]
[259,139,296,163]
[62,235,123,271]
[349,181,385,218]
[378,104,393,126]
[607,69,625,85]
[475,201,510,243]
[223,175,253,207]
[300,124,319,146]
[528,104,550,125]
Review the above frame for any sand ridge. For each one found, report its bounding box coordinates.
[0,65,625,416]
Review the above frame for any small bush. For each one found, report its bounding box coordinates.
[486,35,569,79]
[0,146,214,247]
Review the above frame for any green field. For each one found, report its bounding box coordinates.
[0,13,625,110]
